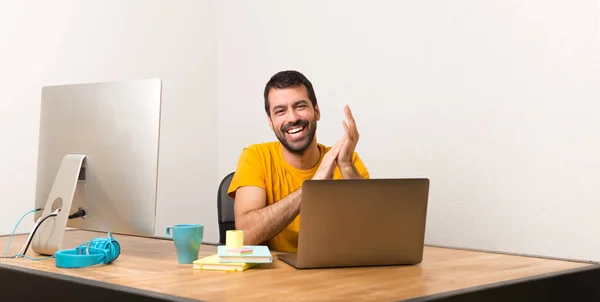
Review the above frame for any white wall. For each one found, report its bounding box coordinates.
[0,0,220,243]
[217,0,600,262]
[4,0,600,262]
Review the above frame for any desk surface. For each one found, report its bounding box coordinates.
[0,230,596,301]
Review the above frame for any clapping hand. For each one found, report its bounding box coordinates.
[336,105,359,169]
[312,105,360,180]
[312,138,342,180]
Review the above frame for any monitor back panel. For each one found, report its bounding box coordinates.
[35,79,162,237]
[297,178,429,268]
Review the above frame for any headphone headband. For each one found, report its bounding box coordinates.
[55,233,121,268]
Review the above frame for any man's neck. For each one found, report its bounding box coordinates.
[281,141,321,170]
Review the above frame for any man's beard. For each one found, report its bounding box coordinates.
[275,118,317,155]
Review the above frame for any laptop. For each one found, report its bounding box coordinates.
[277,178,430,269]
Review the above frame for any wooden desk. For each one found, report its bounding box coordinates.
[1,230,599,301]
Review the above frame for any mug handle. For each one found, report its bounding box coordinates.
[166,226,173,238]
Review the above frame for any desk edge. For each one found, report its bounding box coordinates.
[401,263,600,302]
[0,262,204,302]
[425,243,599,265]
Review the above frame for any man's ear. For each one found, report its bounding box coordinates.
[314,104,321,121]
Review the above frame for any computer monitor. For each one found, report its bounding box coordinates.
[31,79,162,255]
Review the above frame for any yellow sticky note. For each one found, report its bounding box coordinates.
[226,230,243,250]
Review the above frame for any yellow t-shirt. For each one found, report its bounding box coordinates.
[227,141,370,252]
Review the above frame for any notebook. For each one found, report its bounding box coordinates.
[193,254,258,272]
[217,245,272,263]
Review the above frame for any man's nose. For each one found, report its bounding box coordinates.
[286,110,299,123]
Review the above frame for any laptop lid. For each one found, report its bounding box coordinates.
[284,178,429,269]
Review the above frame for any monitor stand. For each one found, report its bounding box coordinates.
[31,154,87,256]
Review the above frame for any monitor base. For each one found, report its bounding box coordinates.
[32,154,87,256]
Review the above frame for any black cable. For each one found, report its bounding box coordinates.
[21,213,58,256]
[68,207,86,219]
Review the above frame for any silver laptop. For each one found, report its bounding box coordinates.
[277,178,430,269]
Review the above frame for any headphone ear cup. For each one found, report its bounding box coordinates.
[106,238,120,263]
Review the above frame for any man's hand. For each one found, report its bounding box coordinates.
[337,105,359,169]
[312,138,342,180]
[312,105,362,180]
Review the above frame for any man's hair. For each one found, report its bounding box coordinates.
[263,70,317,117]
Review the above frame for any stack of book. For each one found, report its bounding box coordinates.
[192,245,272,272]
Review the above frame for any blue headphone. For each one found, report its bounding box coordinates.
[54,233,121,268]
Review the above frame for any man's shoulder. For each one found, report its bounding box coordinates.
[238,141,280,161]
[242,141,279,153]
[229,142,280,196]
[318,143,330,151]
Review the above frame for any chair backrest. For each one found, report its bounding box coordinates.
[217,172,236,245]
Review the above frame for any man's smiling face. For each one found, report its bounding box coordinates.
[267,85,320,155]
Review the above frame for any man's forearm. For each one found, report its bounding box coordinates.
[237,189,302,245]
[339,163,363,179]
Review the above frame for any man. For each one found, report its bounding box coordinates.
[227,70,370,252]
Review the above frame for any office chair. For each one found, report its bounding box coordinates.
[217,172,236,245]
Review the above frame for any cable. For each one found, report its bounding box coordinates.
[16,208,59,257]
[9,253,54,260]
[19,210,59,257]
[5,207,83,260]
[68,207,86,219]
[17,214,44,256]
[3,209,40,259]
